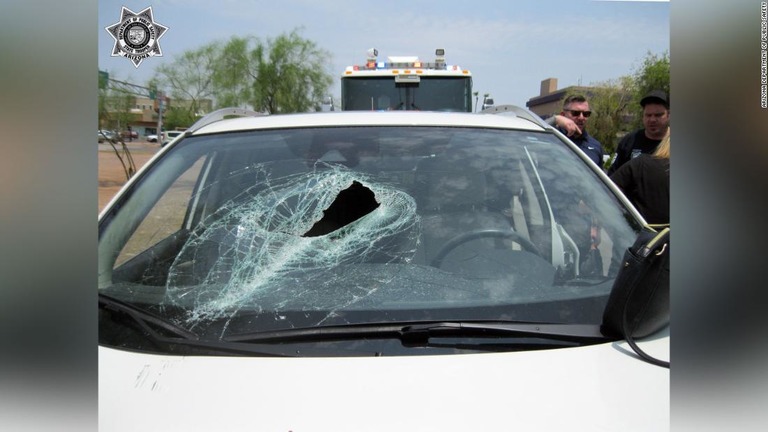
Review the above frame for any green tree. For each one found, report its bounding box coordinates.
[212,36,255,108]
[98,84,135,133]
[248,30,333,113]
[162,107,197,131]
[566,76,634,157]
[97,73,138,179]
[557,51,669,164]
[154,41,221,126]
[156,30,333,117]
[629,51,670,129]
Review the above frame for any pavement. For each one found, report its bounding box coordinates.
[98,139,160,212]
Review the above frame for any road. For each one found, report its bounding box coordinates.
[98,140,160,212]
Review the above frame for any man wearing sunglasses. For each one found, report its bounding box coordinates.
[547,94,605,168]
[607,90,670,175]
[546,95,606,276]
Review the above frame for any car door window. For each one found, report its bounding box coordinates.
[115,156,207,267]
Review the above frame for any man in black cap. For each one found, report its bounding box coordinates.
[607,90,670,175]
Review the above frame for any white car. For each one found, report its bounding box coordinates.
[145,133,158,143]
[98,129,116,143]
[98,108,669,431]
[161,130,184,147]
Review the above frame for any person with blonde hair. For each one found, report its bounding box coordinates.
[610,128,670,224]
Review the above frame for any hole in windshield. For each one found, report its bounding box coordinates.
[303,181,380,237]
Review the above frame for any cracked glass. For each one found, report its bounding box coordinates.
[99,125,642,354]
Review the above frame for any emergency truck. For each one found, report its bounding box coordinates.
[340,48,473,112]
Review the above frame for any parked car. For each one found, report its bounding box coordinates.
[160,130,184,147]
[145,133,158,143]
[98,109,669,431]
[97,129,116,143]
[121,130,138,140]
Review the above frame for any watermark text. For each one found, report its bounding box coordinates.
[761,2,767,108]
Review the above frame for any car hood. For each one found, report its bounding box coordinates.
[99,329,669,431]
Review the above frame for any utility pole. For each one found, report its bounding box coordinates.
[157,90,164,139]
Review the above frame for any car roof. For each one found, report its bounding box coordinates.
[192,111,548,136]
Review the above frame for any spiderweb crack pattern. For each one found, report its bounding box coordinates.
[165,164,420,325]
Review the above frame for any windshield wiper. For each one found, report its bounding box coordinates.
[223,321,609,346]
[98,293,198,341]
[399,322,607,346]
[99,293,299,356]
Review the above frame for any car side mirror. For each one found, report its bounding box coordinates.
[602,227,670,340]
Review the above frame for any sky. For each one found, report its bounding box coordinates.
[98,0,669,108]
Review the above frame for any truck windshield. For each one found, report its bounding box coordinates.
[341,76,472,112]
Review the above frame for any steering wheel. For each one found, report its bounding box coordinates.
[430,229,543,268]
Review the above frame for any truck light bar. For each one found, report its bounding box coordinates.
[349,61,451,70]
[343,49,471,77]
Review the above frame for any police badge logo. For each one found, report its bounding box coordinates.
[128,27,147,45]
[105,6,168,68]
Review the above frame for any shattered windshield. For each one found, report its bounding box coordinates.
[98,125,641,354]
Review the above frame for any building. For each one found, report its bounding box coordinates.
[525,78,592,119]
[100,94,213,139]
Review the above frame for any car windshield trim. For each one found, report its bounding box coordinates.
[223,320,608,345]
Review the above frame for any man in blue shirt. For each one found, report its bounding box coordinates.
[546,94,605,169]
[545,95,606,275]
